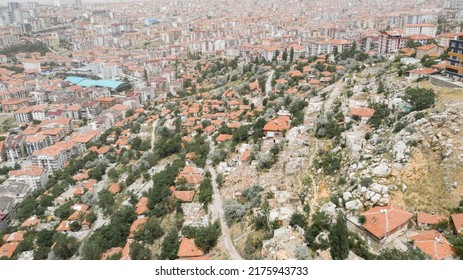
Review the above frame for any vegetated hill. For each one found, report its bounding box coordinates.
[0,41,50,57]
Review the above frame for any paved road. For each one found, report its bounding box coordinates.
[206,153,243,260]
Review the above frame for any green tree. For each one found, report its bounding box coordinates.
[159,230,180,260]
[98,189,115,215]
[52,234,79,260]
[198,178,213,205]
[449,235,463,260]
[402,87,435,111]
[193,222,221,253]
[282,49,288,61]
[377,248,426,260]
[81,240,103,260]
[54,201,73,220]
[134,217,165,244]
[329,212,349,260]
[130,242,151,260]
[290,213,307,228]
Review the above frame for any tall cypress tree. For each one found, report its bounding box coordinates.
[329,212,349,260]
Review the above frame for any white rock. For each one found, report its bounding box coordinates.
[343,191,353,201]
[320,202,336,218]
[345,199,363,211]
[370,183,384,193]
[372,163,390,177]
[370,193,381,204]
[379,197,390,205]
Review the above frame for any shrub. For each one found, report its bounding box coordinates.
[223,199,246,225]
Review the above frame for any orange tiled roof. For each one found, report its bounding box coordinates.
[177,238,206,259]
[350,107,375,118]
[0,242,19,259]
[129,217,148,235]
[136,197,149,215]
[21,215,39,228]
[361,205,412,240]
[417,212,446,225]
[3,231,25,243]
[409,230,455,260]
[108,183,121,195]
[451,213,463,234]
[173,191,195,202]
[263,115,291,132]
[216,134,233,142]
[9,166,44,177]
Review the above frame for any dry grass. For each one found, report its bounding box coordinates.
[396,151,463,214]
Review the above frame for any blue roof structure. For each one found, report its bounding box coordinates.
[64,76,128,91]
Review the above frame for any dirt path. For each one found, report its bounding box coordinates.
[322,80,345,115]
[206,149,243,260]
[265,70,275,98]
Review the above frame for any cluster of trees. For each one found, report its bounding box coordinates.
[223,199,246,225]
[315,106,344,140]
[0,41,50,57]
[182,222,221,253]
[185,135,210,168]
[82,206,137,259]
[198,175,213,205]
[368,102,391,129]
[146,158,185,217]
[154,126,182,158]
[130,137,151,151]
[133,216,165,244]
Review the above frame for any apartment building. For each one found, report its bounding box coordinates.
[32,145,68,171]
[446,34,463,81]
[8,165,48,189]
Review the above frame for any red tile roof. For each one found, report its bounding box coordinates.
[0,242,19,259]
[360,205,413,240]
[451,213,463,235]
[135,197,149,215]
[216,134,233,142]
[263,115,291,132]
[173,191,195,202]
[417,212,446,225]
[177,238,207,259]
[409,230,455,260]
[350,107,375,118]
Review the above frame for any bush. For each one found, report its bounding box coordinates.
[377,248,426,260]
[290,213,308,228]
[315,151,342,175]
[223,199,246,225]
[242,185,263,208]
